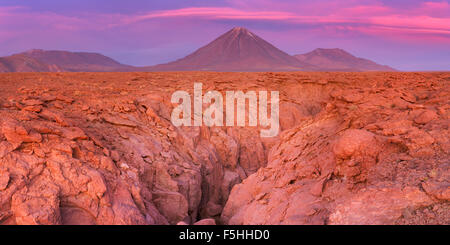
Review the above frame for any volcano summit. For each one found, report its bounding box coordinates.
[145,27,314,72]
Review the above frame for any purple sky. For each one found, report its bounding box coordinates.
[0,0,449,70]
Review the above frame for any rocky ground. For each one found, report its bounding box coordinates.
[0,71,448,225]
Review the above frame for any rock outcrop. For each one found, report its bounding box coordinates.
[221,72,449,225]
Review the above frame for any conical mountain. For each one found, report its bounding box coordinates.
[147,27,312,72]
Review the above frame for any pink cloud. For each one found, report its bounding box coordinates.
[421,1,450,12]
[0,6,120,32]
[369,15,450,34]
[121,6,450,36]
[0,2,449,51]
[3,4,449,35]
[339,5,392,16]
[127,7,297,22]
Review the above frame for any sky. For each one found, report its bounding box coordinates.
[0,0,449,70]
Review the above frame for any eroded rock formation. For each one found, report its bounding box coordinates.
[0,72,448,225]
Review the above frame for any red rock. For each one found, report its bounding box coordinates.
[22,105,42,112]
[221,170,241,202]
[40,109,69,126]
[0,170,10,190]
[422,181,450,201]
[333,129,379,159]
[1,120,42,148]
[56,95,74,104]
[40,94,57,102]
[0,211,12,223]
[204,202,223,217]
[31,122,61,135]
[380,120,413,136]
[220,70,447,225]
[21,99,43,106]
[407,129,435,151]
[11,180,62,225]
[152,191,189,224]
[102,114,137,127]
[110,183,147,225]
[0,72,448,226]
[342,92,364,103]
[392,97,410,109]
[52,142,73,155]
[194,218,216,225]
[400,92,416,103]
[110,150,120,162]
[329,187,432,224]
[62,127,88,140]
[414,109,438,124]
[86,169,107,199]
[61,207,96,225]
[0,141,13,158]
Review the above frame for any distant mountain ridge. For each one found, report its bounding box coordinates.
[0,28,396,72]
[0,49,132,72]
[294,48,395,71]
[0,53,62,72]
[23,49,131,71]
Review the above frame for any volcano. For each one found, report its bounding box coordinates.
[294,48,395,71]
[145,27,312,72]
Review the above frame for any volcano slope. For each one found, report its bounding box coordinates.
[0,72,448,225]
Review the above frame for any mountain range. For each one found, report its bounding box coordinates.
[0,27,395,72]
[0,49,132,72]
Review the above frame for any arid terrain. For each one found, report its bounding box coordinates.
[0,71,448,225]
